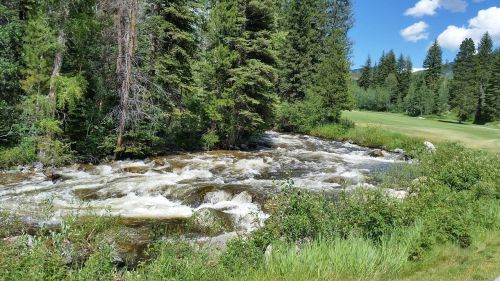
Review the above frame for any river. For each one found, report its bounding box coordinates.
[0,131,402,236]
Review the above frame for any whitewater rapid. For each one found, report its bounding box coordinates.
[0,131,402,232]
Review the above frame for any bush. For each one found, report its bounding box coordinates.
[220,238,264,275]
[333,189,405,241]
[418,143,500,193]
[0,139,37,168]
[258,187,335,242]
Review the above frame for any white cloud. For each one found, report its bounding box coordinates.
[405,0,440,17]
[400,21,430,42]
[437,6,500,50]
[405,0,467,17]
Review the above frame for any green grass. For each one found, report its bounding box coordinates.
[399,230,500,281]
[245,226,422,281]
[342,111,500,152]
[310,124,425,157]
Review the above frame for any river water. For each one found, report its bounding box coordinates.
[0,131,401,234]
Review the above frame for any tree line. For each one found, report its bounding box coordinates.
[0,0,353,167]
[356,33,500,124]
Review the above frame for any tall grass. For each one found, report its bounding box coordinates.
[246,225,422,281]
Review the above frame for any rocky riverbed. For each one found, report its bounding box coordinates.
[1,131,404,260]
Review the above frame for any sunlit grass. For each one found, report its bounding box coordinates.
[342,111,500,152]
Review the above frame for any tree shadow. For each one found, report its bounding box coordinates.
[437,120,468,125]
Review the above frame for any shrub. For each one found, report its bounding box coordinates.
[201,130,219,150]
[333,188,405,241]
[418,143,500,193]
[258,188,335,242]
[0,139,37,168]
[220,238,264,275]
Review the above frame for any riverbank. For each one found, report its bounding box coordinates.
[1,126,499,280]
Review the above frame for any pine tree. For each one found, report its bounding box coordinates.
[405,78,422,117]
[0,1,26,144]
[278,0,323,101]
[385,73,398,111]
[474,32,493,124]
[203,0,278,147]
[358,56,372,90]
[396,54,412,109]
[423,40,442,90]
[436,78,450,115]
[120,0,199,153]
[450,38,477,123]
[481,52,500,123]
[311,0,353,122]
[373,50,396,87]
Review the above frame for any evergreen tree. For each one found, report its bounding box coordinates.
[474,32,493,124]
[279,0,323,101]
[120,0,200,153]
[423,40,442,90]
[203,0,278,147]
[358,56,372,90]
[450,38,477,123]
[395,54,412,109]
[385,73,398,111]
[0,1,26,144]
[481,52,500,123]
[373,50,396,87]
[436,78,450,115]
[311,0,353,122]
[405,78,422,117]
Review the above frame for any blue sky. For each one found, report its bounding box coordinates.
[350,0,500,70]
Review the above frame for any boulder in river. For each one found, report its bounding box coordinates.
[33,162,44,172]
[153,158,166,166]
[369,149,385,158]
[44,169,62,181]
[394,148,405,154]
[122,166,149,174]
[192,208,233,235]
[204,190,233,204]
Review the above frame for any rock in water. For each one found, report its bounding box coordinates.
[122,166,149,174]
[44,169,62,181]
[153,158,166,166]
[232,191,252,204]
[394,148,405,154]
[423,141,436,153]
[33,162,44,172]
[204,190,232,204]
[193,208,233,235]
[369,149,384,157]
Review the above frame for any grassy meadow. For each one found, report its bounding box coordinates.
[342,111,500,152]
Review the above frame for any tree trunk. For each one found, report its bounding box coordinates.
[115,0,138,156]
[39,7,68,160]
[48,31,66,117]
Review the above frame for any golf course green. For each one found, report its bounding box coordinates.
[343,111,500,152]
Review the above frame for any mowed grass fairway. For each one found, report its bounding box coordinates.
[343,111,500,152]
